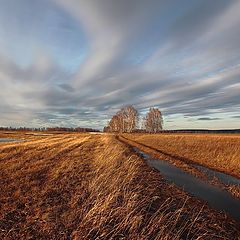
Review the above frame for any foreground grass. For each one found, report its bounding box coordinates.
[0,132,239,239]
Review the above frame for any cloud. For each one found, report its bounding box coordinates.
[58,83,75,92]
[1,0,240,129]
[197,117,221,121]
[54,0,169,87]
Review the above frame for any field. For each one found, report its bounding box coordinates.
[121,133,240,198]
[0,132,240,239]
[122,133,240,177]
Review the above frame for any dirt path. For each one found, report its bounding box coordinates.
[0,133,240,239]
[118,135,240,199]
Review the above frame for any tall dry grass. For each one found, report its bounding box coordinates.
[0,132,239,239]
[124,133,240,178]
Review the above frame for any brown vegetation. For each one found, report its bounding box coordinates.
[0,132,239,239]
[123,133,240,178]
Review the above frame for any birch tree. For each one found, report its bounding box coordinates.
[107,105,138,133]
[144,107,163,133]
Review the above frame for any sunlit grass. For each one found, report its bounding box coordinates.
[124,133,240,178]
[0,132,239,239]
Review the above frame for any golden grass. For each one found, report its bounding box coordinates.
[0,132,239,239]
[124,133,240,178]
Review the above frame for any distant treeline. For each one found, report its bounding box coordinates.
[131,129,240,134]
[158,129,240,134]
[0,127,100,133]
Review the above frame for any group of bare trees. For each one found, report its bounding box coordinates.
[104,105,163,133]
[104,106,138,133]
[143,108,163,133]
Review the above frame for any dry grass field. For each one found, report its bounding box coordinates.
[0,132,239,239]
[123,133,240,178]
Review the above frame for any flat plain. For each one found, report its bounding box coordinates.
[0,131,240,239]
[123,133,240,178]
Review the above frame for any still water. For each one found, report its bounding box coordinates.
[134,148,240,222]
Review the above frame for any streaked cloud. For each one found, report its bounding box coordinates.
[0,0,240,129]
[197,117,221,121]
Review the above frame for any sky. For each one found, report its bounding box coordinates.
[0,0,240,130]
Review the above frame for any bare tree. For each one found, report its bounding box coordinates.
[108,114,122,132]
[106,105,138,133]
[144,107,163,133]
[120,105,138,133]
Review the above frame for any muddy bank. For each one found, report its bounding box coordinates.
[123,133,240,179]
[192,164,240,186]
[134,147,240,222]
[119,135,240,199]
[1,133,240,239]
